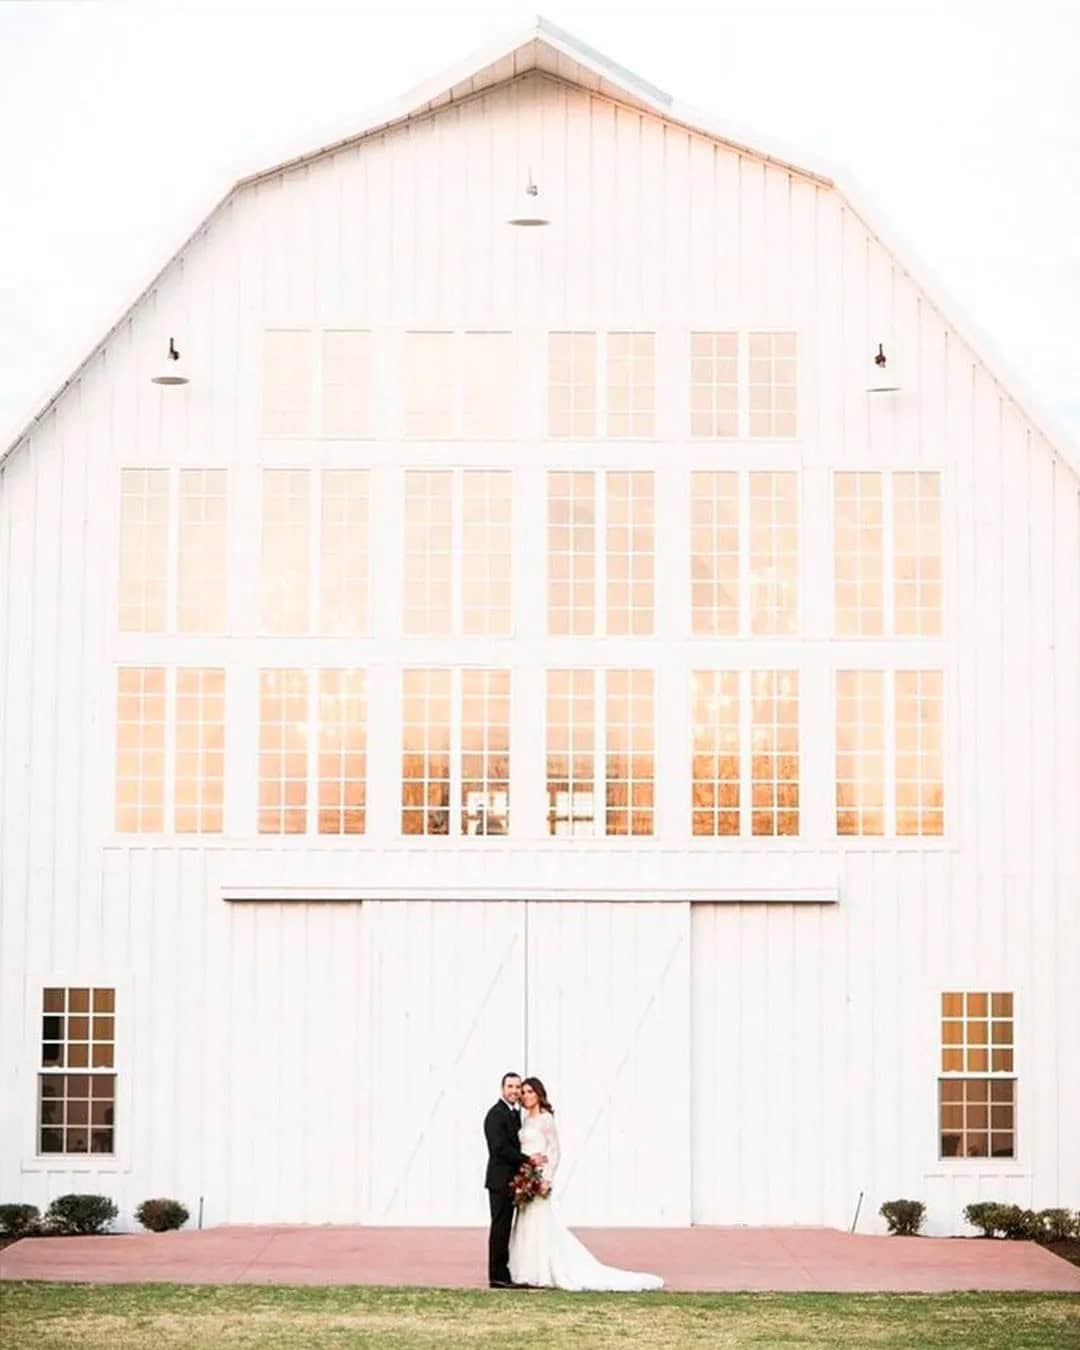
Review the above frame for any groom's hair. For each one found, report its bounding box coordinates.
[501,1072,521,1087]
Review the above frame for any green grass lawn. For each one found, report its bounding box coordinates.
[0,1283,1078,1349]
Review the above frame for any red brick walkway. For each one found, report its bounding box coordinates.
[3,1225,1078,1293]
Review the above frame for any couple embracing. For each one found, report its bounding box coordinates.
[483,1071,663,1292]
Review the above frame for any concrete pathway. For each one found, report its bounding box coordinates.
[3,1225,1079,1293]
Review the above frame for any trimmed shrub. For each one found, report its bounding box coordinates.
[0,1204,41,1238]
[43,1194,118,1236]
[995,1204,1040,1240]
[964,1201,1009,1237]
[879,1199,925,1236]
[1035,1209,1076,1244]
[135,1198,189,1233]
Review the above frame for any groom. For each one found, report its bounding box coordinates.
[483,1071,545,1289]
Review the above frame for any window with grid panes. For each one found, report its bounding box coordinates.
[835,670,885,835]
[834,472,884,636]
[939,992,1015,1159]
[690,471,739,636]
[750,670,799,836]
[895,670,944,835]
[749,471,798,634]
[320,469,370,635]
[548,332,597,438]
[894,472,943,635]
[691,671,740,836]
[605,471,654,636]
[606,332,655,437]
[260,469,310,634]
[262,330,314,436]
[546,670,596,836]
[401,669,452,836]
[258,669,308,834]
[118,469,169,632]
[689,332,739,437]
[605,670,654,836]
[39,987,116,1155]
[114,667,166,832]
[748,332,797,437]
[321,330,371,436]
[547,471,596,635]
[461,670,510,835]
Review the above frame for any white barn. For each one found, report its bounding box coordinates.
[1,19,1077,1237]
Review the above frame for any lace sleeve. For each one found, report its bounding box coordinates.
[543,1114,561,1180]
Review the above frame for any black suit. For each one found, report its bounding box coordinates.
[483,1099,529,1285]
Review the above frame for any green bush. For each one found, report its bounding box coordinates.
[0,1204,41,1238]
[994,1204,1040,1240]
[135,1197,189,1232]
[43,1194,118,1235]
[964,1201,1010,1237]
[879,1199,925,1236]
[1035,1208,1076,1243]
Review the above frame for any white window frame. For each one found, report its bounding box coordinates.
[936,991,1019,1165]
[260,327,374,440]
[546,330,658,441]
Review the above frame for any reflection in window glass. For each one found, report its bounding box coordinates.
[118,469,169,632]
[115,668,166,833]
[402,669,451,836]
[262,330,313,437]
[403,470,453,636]
[463,332,514,438]
[178,469,227,634]
[260,470,310,634]
[463,471,512,636]
[175,668,225,834]
[548,472,595,635]
[834,472,883,637]
[606,670,654,836]
[258,670,308,834]
[405,332,455,437]
[546,670,595,836]
[320,469,369,635]
[548,333,597,438]
[749,471,798,634]
[461,669,510,835]
[322,330,370,437]
[748,331,797,437]
[606,332,655,437]
[691,671,740,836]
[690,471,739,636]
[318,669,366,835]
[690,332,739,437]
[606,472,654,636]
[751,670,799,836]
[894,472,942,636]
[895,670,944,835]
[835,670,884,836]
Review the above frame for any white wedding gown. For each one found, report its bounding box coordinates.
[508,1110,664,1292]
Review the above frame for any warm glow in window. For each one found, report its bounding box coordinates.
[835,670,884,836]
[39,987,115,1155]
[548,332,597,438]
[461,669,510,835]
[322,330,371,437]
[895,670,944,835]
[834,473,883,637]
[606,332,655,437]
[178,469,227,634]
[403,470,453,636]
[115,668,165,832]
[548,471,596,635]
[118,469,169,632]
[546,670,596,836]
[691,671,740,837]
[405,332,455,438]
[320,469,369,636]
[175,668,225,834]
[690,332,738,437]
[258,670,308,834]
[939,992,1014,1158]
[751,670,799,836]
[748,332,797,437]
[318,669,366,835]
[606,472,654,636]
[690,471,739,636]
[894,472,942,635]
[605,669,654,836]
[463,471,512,636]
[749,471,798,634]
[401,669,451,835]
[262,330,313,437]
[463,332,514,438]
[260,470,310,634]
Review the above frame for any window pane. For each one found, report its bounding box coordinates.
[690,471,739,636]
[177,469,228,633]
[322,330,370,436]
[405,332,455,437]
[258,670,308,833]
[606,670,653,836]
[463,332,514,438]
[606,332,655,437]
[175,668,225,834]
[260,469,310,634]
[895,671,944,835]
[747,331,797,437]
[401,669,451,835]
[749,471,798,634]
[461,670,510,835]
[317,670,366,835]
[692,671,740,836]
[939,1078,1014,1159]
[894,472,942,636]
[689,332,738,437]
[462,471,512,637]
[404,471,453,635]
[320,469,369,635]
[548,471,595,635]
[118,468,169,632]
[262,329,313,436]
[751,670,799,836]
[834,473,883,637]
[115,668,166,832]
[606,472,654,635]
[548,332,596,438]
[547,670,595,836]
[835,670,884,835]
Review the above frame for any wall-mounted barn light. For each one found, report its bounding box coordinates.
[508,168,550,227]
[866,342,900,393]
[151,338,189,386]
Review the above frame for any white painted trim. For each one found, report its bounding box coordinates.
[220,883,839,903]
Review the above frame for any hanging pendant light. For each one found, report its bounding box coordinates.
[508,168,550,227]
[866,342,900,393]
[151,337,189,386]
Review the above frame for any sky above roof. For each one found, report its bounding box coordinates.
[1,0,1077,447]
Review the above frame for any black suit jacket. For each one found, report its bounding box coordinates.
[484,1100,529,1192]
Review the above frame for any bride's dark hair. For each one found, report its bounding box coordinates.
[522,1076,554,1114]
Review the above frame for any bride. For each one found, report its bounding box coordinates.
[508,1077,663,1292]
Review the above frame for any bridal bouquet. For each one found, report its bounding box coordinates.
[510,1161,549,1208]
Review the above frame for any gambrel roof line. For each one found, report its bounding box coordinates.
[3,14,1077,477]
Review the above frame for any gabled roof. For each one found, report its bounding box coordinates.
[3,15,1077,476]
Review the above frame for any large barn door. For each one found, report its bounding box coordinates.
[524,901,691,1225]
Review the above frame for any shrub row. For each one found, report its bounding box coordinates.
[0,1195,189,1237]
[878,1198,1080,1240]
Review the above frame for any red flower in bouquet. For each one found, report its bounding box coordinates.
[510,1161,550,1208]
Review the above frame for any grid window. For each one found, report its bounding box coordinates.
[748,332,797,437]
[463,471,512,636]
[835,671,885,836]
[605,670,654,836]
[404,470,453,636]
[39,987,115,1155]
[258,670,308,834]
[895,670,944,835]
[402,669,451,836]
[548,471,596,635]
[606,332,655,437]
[261,469,310,634]
[320,469,370,635]
[691,671,740,837]
[322,330,371,437]
[690,332,739,437]
[690,471,739,636]
[463,332,514,438]
[405,332,455,438]
[606,472,654,636]
[749,471,798,634]
[262,330,313,436]
[115,668,166,832]
[318,670,366,835]
[461,670,510,835]
[178,470,227,634]
[548,332,597,438]
[940,992,1015,1159]
[894,472,943,635]
[751,670,799,836]
[834,473,884,636]
[546,670,596,836]
[175,668,225,834]
[118,469,169,632]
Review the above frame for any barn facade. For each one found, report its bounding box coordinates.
[1,20,1077,1236]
